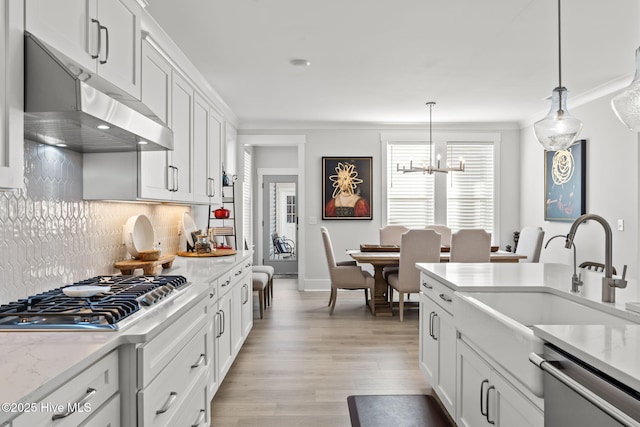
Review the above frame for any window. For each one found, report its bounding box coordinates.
[242,149,252,247]
[286,195,296,223]
[385,135,495,235]
[446,142,494,234]
[386,142,434,228]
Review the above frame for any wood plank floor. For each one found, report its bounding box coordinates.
[210,277,433,426]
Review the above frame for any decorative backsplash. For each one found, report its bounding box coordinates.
[0,140,191,304]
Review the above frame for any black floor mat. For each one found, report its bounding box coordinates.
[347,394,452,427]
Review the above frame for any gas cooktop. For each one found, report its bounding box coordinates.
[0,275,190,331]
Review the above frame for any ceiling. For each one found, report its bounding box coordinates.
[145,0,640,128]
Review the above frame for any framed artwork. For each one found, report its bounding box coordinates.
[544,139,586,221]
[322,156,372,220]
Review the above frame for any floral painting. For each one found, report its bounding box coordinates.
[322,157,372,220]
[544,140,586,221]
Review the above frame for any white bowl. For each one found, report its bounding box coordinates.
[63,285,111,298]
[124,214,155,259]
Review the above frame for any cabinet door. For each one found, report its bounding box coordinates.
[0,0,23,190]
[457,341,491,427]
[217,291,233,380]
[192,93,211,204]
[170,72,194,201]
[231,278,244,355]
[490,371,543,427]
[241,279,253,338]
[419,292,438,385]
[208,108,224,206]
[436,306,456,418]
[207,285,220,398]
[141,38,171,125]
[95,0,141,98]
[25,0,96,72]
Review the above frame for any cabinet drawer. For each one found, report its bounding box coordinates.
[138,323,208,427]
[420,272,455,315]
[78,393,120,427]
[218,270,233,296]
[166,374,208,427]
[137,299,207,388]
[13,351,119,427]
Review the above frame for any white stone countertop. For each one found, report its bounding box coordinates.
[0,251,252,424]
[417,262,640,392]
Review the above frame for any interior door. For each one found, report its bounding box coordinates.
[262,175,298,275]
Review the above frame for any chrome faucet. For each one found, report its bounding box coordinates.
[565,214,627,302]
[545,234,582,292]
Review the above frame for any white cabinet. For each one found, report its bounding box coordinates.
[0,0,23,190]
[193,93,222,205]
[25,0,142,99]
[141,37,171,125]
[216,281,234,381]
[457,340,543,427]
[167,72,194,201]
[419,279,456,419]
[12,351,119,427]
[136,299,209,427]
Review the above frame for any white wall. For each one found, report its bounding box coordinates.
[520,94,639,278]
[242,125,521,290]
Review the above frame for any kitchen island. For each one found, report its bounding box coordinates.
[416,262,640,426]
[0,251,253,427]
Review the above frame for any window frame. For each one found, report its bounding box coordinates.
[380,130,502,243]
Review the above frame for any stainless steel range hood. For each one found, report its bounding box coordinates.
[24,32,173,153]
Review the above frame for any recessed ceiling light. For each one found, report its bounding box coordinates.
[97,124,110,130]
[138,140,148,145]
[289,58,310,67]
[55,143,67,147]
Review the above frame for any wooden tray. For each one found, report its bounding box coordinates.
[177,249,237,257]
[114,255,176,275]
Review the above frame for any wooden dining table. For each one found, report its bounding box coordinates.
[348,247,527,316]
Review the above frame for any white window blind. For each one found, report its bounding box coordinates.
[386,142,434,228]
[446,142,494,234]
[243,150,252,248]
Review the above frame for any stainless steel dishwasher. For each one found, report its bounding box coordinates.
[530,345,640,427]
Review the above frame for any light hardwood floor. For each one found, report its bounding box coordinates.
[210,277,432,426]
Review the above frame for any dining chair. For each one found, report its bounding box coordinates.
[425,224,452,247]
[515,226,545,262]
[379,225,410,280]
[450,229,491,262]
[379,225,409,245]
[387,229,441,321]
[321,226,375,314]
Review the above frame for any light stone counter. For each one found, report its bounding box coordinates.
[0,251,252,424]
[417,262,640,393]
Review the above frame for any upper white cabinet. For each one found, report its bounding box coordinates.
[0,0,23,190]
[141,37,171,125]
[193,93,223,205]
[25,0,142,99]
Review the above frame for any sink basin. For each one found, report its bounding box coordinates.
[455,290,638,397]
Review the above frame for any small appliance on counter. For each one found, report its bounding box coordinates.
[0,275,190,331]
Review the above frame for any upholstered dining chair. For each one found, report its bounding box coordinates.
[425,224,452,247]
[515,226,545,263]
[379,225,410,280]
[387,229,441,321]
[450,229,491,262]
[379,225,410,246]
[321,227,375,314]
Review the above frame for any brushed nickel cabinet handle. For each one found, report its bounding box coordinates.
[52,387,96,420]
[156,391,178,414]
[190,353,206,369]
[191,409,206,426]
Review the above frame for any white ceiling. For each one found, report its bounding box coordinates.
[145,0,640,128]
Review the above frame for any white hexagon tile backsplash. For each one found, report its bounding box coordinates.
[0,141,191,304]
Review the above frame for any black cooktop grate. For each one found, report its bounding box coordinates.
[0,275,188,328]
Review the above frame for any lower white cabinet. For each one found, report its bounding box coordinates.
[457,340,543,427]
[419,291,456,418]
[136,299,209,427]
[12,351,119,427]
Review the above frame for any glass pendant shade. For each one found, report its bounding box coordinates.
[611,47,640,131]
[534,86,583,151]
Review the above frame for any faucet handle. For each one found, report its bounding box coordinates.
[611,265,628,289]
[571,272,583,293]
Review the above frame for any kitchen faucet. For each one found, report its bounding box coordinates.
[565,214,627,302]
[545,234,582,292]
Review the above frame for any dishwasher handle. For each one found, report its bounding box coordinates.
[529,353,640,427]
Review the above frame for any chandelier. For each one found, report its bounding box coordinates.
[397,102,465,174]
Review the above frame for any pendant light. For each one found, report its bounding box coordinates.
[533,0,583,151]
[611,47,640,131]
[397,102,465,174]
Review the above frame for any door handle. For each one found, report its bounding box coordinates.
[480,379,489,417]
[486,385,496,425]
[90,19,101,59]
[98,24,109,64]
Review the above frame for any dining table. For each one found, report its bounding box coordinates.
[348,246,527,316]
